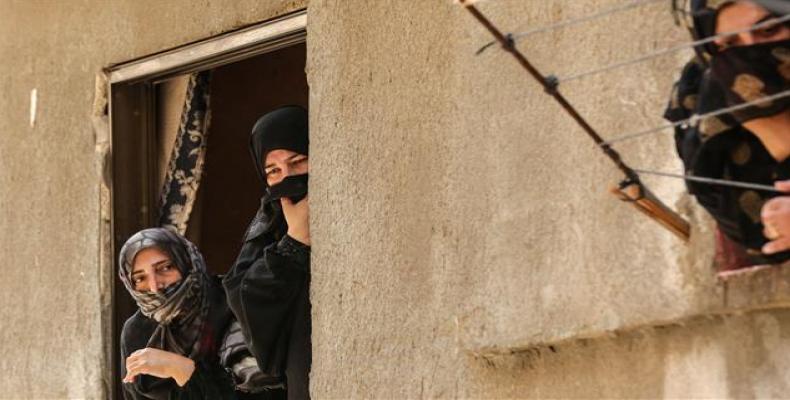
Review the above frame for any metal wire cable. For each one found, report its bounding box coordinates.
[476,0,665,55]
[601,88,790,146]
[633,169,783,192]
[558,13,790,82]
[465,2,790,197]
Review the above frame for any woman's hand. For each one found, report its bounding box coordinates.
[761,180,790,254]
[282,196,310,246]
[123,348,195,387]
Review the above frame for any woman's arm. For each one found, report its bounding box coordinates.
[124,348,195,386]
[120,318,200,400]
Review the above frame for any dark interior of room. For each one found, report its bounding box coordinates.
[183,42,308,275]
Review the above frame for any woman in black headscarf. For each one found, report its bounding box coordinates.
[223,105,312,400]
[119,227,285,400]
[667,0,790,268]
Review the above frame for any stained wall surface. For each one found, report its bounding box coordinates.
[2,0,789,398]
[306,0,790,398]
[0,1,304,398]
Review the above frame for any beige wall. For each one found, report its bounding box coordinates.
[1,0,789,398]
[307,0,790,398]
[0,1,303,398]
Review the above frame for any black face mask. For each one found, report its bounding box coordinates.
[263,173,308,204]
[710,38,790,123]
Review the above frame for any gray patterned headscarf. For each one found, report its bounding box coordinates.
[119,228,210,358]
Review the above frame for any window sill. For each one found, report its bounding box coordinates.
[466,262,790,364]
[718,262,790,311]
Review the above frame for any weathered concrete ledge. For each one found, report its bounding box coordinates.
[469,261,790,362]
[719,263,790,311]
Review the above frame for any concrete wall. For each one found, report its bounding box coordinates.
[2,0,789,398]
[308,0,790,398]
[0,1,303,398]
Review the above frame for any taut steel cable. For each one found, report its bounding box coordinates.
[477,0,665,55]
[633,169,783,193]
[602,89,790,145]
[558,13,790,82]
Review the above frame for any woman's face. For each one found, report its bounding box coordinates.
[715,1,790,50]
[131,247,182,293]
[263,149,309,186]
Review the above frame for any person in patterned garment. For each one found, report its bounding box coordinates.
[667,0,790,269]
[119,227,285,400]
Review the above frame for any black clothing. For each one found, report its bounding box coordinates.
[250,106,310,207]
[673,0,720,57]
[223,218,311,400]
[219,320,286,393]
[672,0,788,59]
[710,39,790,124]
[121,276,230,400]
[249,106,309,185]
[263,174,308,205]
[666,58,790,264]
[227,105,312,400]
[121,277,286,400]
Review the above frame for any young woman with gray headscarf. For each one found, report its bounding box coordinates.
[667,0,790,268]
[118,227,285,399]
[223,105,312,400]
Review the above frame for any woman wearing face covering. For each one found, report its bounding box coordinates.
[667,0,790,268]
[223,106,312,400]
[119,227,285,400]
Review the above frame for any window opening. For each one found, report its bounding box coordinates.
[106,11,306,398]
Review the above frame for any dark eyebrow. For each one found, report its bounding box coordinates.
[152,259,171,268]
[265,154,305,170]
[716,14,777,46]
[131,259,170,276]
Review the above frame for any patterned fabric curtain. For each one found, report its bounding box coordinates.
[158,71,212,234]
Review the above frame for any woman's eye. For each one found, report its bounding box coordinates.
[756,25,778,37]
[266,168,280,176]
[156,263,173,273]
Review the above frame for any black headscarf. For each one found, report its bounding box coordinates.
[250,105,309,186]
[666,0,790,264]
[245,105,309,242]
[666,58,790,265]
[672,0,790,58]
[119,228,211,358]
[222,106,313,399]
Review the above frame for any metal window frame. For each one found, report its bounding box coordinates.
[107,9,306,84]
[103,9,306,399]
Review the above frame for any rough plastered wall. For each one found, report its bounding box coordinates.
[0,1,304,398]
[308,0,790,398]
